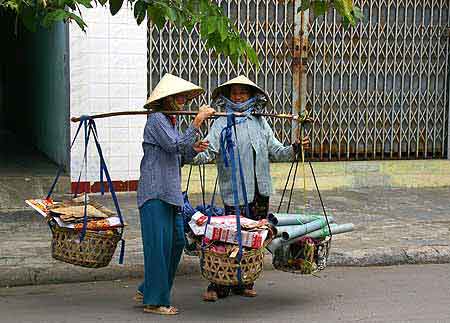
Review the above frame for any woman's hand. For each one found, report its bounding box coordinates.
[293,136,311,153]
[193,139,210,153]
[193,105,215,128]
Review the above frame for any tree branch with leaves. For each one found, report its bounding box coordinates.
[0,0,363,63]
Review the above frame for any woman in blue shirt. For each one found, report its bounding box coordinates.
[135,74,214,315]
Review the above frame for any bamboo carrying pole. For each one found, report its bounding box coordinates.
[70,110,313,123]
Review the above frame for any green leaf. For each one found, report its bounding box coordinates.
[42,9,69,28]
[98,0,108,5]
[334,0,355,26]
[229,53,238,65]
[67,12,88,31]
[167,7,177,21]
[199,0,208,13]
[353,5,364,20]
[229,38,238,55]
[341,16,350,29]
[1,0,19,11]
[297,0,310,13]
[147,4,166,28]
[312,1,328,16]
[205,16,216,34]
[184,18,195,31]
[133,0,146,25]
[217,18,227,41]
[246,45,258,65]
[109,0,124,15]
[21,5,37,32]
[75,0,92,8]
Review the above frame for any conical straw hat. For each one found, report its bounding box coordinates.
[145,74,204,109]
[212,75,269,100]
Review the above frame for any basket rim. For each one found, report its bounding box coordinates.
[201,245,265,258]
[52,225,122,241]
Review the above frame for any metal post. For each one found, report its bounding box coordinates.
[292,5,309,141]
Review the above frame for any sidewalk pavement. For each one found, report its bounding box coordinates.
[1,187,449,287]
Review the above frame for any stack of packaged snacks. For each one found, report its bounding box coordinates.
[186,212,275,257]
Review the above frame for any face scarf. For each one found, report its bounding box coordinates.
[212,93,268,115]
[217,92,268,176]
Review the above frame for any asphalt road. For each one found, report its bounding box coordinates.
[0,264,449,323]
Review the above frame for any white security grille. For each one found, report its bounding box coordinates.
[148,0,450,160]
[306,0,450,160]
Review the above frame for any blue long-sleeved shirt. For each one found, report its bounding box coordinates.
[192,115,294,206]
[137,113,199,208]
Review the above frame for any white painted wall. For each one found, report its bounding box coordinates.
[69,5,147,183]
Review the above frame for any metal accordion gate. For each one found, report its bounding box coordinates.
[148,0,450,160]
[306,0,450,160]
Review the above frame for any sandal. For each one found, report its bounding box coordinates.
[236,288,257,297]
[144,305,179,315]
[202,290,218,302]
[133,291,143,303]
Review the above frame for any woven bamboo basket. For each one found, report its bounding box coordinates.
[272,237,331,274]
[50,226,121,268]
[201,246,265,286]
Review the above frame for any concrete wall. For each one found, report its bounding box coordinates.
[181,160,450,194]
[0,12,70,169]
[23,23,70,168]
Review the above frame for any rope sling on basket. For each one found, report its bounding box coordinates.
[269,136,332,275]
[199,101,269,287]
[46,116,125,268]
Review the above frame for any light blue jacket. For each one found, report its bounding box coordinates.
[193,115,295,206]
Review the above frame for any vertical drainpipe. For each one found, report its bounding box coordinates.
[292,4,309,142]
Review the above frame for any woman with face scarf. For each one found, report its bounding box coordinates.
[135,74,215,315]
[192,75,310,301]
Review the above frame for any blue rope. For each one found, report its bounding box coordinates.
[225,115,243,284]
[79,119,91,242]
[210,112,252,286]
[201,97,257,285]
[46,116,125,265]
[46,117,86,199]
[89,120,126,264]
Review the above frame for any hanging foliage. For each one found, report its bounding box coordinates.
[0,0,363,64]
[298,0,364,28]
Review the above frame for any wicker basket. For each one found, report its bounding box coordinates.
[51,226,121,268]
[272,237,331,274]
[200,246,265,286]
